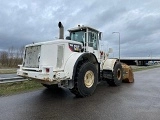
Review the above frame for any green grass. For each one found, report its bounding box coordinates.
[0,68,17,74]
[132,65,160,72]
[0,67,43,96]
[0,80,43,96]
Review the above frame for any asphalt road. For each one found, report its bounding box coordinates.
[0,68,160,120]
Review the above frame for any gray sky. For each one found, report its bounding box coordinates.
[0,0,160,57]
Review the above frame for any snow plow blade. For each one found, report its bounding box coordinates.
[122,63,134,83]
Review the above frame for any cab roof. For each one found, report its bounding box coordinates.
[68,25,100,33]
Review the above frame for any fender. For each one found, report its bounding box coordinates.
[102,58,118,71]
[64,52,99,80]
[72,53,99,81]
[64,52,83,79]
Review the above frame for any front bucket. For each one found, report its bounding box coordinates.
[122,63,134,83]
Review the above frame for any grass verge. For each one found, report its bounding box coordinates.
[0,68,17,74]
[0,80,43,96]
[132,65,160,72]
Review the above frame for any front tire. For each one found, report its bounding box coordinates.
[70,62,98,97]
[107,62,123,86]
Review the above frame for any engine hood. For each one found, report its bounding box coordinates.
[25,39,82,47]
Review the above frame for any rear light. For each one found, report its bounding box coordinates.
[46,68,50,73]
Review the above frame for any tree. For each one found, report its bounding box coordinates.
[8,46,15,67]
[0,51,8,67]
[0,46,24,67]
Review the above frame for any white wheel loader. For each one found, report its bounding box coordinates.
[17,22,134,97]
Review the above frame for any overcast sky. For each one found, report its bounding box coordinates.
[0,0,160,57]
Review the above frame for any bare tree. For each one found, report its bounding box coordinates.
[14,48,19,67]
[19,46,25,59]
[14,46,24,67]
[0,51,8,67]
[8,46,15,67]
[0,46,25,67]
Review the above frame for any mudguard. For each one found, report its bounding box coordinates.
[64,52,99,80]
[64,52,83,79]
[102,59,118,71]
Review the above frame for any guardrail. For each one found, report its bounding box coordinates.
[0,77,28,84]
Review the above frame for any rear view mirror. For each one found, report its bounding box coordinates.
[66,36,71,40]
[99,32,102,40]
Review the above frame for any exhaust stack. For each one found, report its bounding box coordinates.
[58,22,64,39]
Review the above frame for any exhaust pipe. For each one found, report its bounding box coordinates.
[58,22,64,39]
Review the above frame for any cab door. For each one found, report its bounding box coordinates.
[88,31,100,62]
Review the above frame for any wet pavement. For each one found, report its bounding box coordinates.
[0,68,160,120]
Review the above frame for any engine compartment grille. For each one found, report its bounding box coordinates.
[23,45,41,68]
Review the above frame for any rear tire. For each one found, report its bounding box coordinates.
[70,62,98,97]
[107,62,123,86]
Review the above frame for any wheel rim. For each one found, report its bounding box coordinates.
[117,69,121,80]
[84,70,94,88]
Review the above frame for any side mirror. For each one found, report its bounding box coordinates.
[99,32,102,40]
[83,32,86,45]
[66,36,71,40]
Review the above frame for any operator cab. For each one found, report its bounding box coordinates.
[67,25,102,60]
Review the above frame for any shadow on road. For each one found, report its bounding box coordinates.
[40,87,75,100]
[37,81,128,101]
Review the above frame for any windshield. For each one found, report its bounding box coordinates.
[70,31,85,43]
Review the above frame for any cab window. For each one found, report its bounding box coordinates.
[70,31,85,43]
[88,31,98,50]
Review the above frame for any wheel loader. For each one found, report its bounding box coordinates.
[17,22,134,97]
